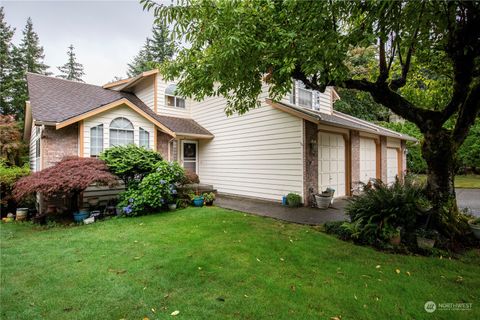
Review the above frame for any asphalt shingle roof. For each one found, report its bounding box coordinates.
[26,73,212,137]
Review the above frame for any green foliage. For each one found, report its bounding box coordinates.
[0,161,30,188]
[379,121,426,173]
[100,145,163,187]
[457,120,480,171]
[57,44,85,82]
[127,22,175,77]
[0,7,15,116]
[202,192,215,203]
[345,177,430,249]
[334,88,390,122]
[118,161,185,215]
[324,221,353,241]
[286,193,302,207]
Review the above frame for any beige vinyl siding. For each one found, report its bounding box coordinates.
[133,76,155,110]
[156,75,192,117]
[318,87,333,114]
[82,105,155,157]
[386,137,401,148]
[192,95,304,202]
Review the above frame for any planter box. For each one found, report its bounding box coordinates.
[469,223,480,240]
[314,195,332,209]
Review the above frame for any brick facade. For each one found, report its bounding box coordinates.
[303,120,318,206]
[380,136,388,182]
[41,124,78,169]
[157,130,174,160]
[350,130,360,186]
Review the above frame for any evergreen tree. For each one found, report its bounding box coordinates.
[0,7,15,115]
[127,22,174,77]
[57,45,85,82]
[19,18,49,74]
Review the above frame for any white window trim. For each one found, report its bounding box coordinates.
[90,124,104,157]
[139,127,150,149]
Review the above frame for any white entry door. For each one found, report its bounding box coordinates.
[318,132,346,197]
[387,148,399,184]
[359,138,377,184]
[181,140,198,174]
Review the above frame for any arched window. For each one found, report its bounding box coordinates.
[165,84,185,109]
[109,117,134,146]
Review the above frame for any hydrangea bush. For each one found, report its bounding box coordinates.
[118,161,185,215]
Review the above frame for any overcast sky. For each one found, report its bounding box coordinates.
[2,0,164,85]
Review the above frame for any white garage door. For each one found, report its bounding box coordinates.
[359,138,377,184]
[387,148,399,184]
[318,132,346,197]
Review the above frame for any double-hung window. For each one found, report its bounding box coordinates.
[139,127,150,149]
[90,124,104,157]
[165,84,186,108]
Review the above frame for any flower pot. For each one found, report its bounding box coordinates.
[314,194,332,209]
[73,210,90,222]
[417,236,435,249]
[193,197,204,207]
[205,201,214,206]
[469,222,480,240]
[389,234,401,246]
[168,203,177,210]
[83,217,95,224]
[16,208,28,221]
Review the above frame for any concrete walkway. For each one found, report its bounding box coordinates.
[216,195,349,225]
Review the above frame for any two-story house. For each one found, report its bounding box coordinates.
[24,70,415,207]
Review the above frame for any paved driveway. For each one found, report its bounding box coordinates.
[457,188,480,217]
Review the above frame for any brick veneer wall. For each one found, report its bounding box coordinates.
[303,120,318,206]
[350,130,360,187]
[41,124,78,169]
[157,130,173,160]
[380,136,388,182]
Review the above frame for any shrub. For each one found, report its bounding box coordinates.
[345,177,430,248]
[181,170,200,184]
[324,221,353,241]
[13,157,117,212]
[100,145,163,187]
[118,161,185,215]
[286,193,302,207]
[0,161,30,214]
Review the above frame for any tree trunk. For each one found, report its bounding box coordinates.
[421,129,468,237]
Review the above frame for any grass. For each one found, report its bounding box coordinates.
[1,207,479,320]
[416,174,480,189]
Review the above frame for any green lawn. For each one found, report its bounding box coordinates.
[416,174,480,189]
[1,207,479,319]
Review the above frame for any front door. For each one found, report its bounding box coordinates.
[181,140,198,174]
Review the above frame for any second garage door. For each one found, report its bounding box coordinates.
[318,132,346,197]
[359,138,377,184]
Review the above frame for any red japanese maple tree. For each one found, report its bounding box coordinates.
[13,157,118,212]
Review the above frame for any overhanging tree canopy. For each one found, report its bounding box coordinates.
[143,0,480,236]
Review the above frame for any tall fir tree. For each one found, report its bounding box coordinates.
[0,7,15,115]
[57,45,85,82]
[10,17,50,121]
[127,22,175,77]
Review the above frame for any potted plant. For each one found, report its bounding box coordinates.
[416,228,438,249]
[383,225,401,246]
[203,192,216,206]
[286,193,302,207]
[192,195,204,207]
[73,209,90,222]
[168,202,177,210]
[468,217,480,239]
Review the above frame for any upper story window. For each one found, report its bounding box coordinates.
[139,127,150,149]
[109,117,134,147]
[165,84,186,109]
[90,124,104,157]
[297,82,313,108]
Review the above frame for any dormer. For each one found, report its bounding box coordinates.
[289,80,339,115]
